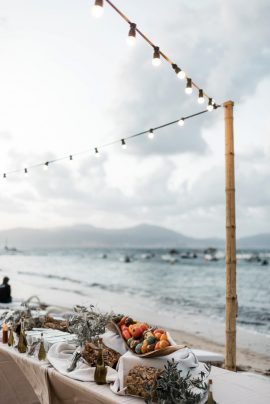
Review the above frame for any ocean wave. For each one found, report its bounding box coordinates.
[18,270,82,284]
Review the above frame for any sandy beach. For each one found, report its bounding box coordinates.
[169,328,270,376]
[10,277,270,377]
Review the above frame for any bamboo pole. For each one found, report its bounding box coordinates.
[224,100,237,371]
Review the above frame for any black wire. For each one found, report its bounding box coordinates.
[104,0,213,100]
[2,107,220,176]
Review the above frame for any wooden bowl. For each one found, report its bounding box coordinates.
[108,321,187,358]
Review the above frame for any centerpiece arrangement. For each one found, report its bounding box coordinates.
[109,315,186,357]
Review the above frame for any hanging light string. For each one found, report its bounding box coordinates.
[2,107,220,178]
[93,0,216,106]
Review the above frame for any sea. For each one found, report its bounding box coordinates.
[0,247,269,340]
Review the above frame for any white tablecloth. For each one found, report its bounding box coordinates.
[1,342,270,404]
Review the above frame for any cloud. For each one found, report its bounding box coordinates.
[0,0,269,237]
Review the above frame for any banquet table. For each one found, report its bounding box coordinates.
[1,342,270,404]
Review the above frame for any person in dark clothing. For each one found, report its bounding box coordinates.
[0,276,12,303]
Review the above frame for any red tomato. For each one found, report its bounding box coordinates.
[118,316,128,327]
[133,326,144,339]
[154,342,161,350]
[122,329,131,341]
[140,323,149,332]
[154,329,165,334]
[153,332,162,340]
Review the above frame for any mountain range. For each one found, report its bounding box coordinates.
[0,224,269,249]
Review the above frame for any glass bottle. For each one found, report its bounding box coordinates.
[2,323,8,344]
[38,333,46,361]
[207,379,216,404]
[18,319,28,353]
[8,324,15,347]
[94,338,107,385]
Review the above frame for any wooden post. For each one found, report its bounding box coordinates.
[224,100,237,371]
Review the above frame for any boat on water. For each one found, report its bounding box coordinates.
[180,251,197,259]
[2,240,22,254]
[140,252,155,260]
[119,255,132,263]
[204,253,219,262]
[161,254,178,264]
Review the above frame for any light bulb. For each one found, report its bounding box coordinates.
[148,129,154,139]
[92,0,104,18]
[172,64,185,79]
[178,118,185,127]
[198,89,204,104]
[152,46,161,66]
[121,139,127,149]
[177,70,186,79]
[127,23,136,46]
[185,78,193,94]
[43,162,49,171]
[95,147,100,157]
[207,98,214,111]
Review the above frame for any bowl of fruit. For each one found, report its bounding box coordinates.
[109,316,186,358]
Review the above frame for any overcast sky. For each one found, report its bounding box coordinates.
[0,0,269,238]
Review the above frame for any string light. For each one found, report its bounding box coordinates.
[198,89,204,104]
[152,46,161,66]
[2,108,221,179]
[185,78,193,94]
[127,23,136,46]
[148,129,155,139]
[172,64,186,80]
[95,0,216,106]
[92,0,104,18]
[178,118,185,127]
[121,139,127,149]
[207,98,214,111]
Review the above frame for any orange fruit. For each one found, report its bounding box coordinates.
[160,333,168,341]
[141,344,148,354]
[160,340,170,349]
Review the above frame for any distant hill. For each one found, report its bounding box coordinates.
[0,224,268,249]
[237,233,270,249]
[0,224,223,249]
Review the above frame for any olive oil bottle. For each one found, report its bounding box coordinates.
[207,379,217,404]
[17,319,27,353]
[94,338,107,385]
[38,333,46,361]
[2,323,8,344]
[8,324,14,347]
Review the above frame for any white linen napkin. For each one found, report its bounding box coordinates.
[47,342,118,383]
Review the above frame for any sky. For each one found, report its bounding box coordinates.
[0,0,269,238]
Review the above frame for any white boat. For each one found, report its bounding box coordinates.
[161,254,178,264]
[119,255,132,263]
[140,253,154,260]
[204,254,218,262]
